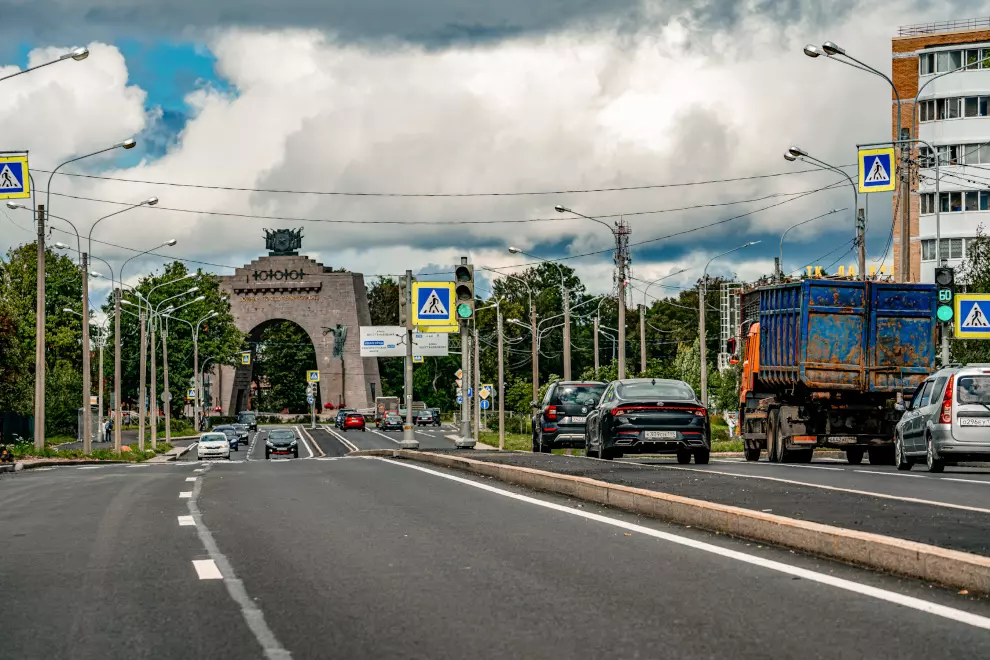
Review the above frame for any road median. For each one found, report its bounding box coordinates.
[353,448,990,594]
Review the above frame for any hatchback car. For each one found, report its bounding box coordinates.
[342,412,366,431]
[531,381,607,453]
[231,424,250,444]
[414,410,434,426]
[265,429,299,459]
[237,411,258,431]
[197,432,231,460]
[335,409,356,429]
[585,378,710,463]
[895,363,990,472]
[211,425,240,452]
[378,413,403,431]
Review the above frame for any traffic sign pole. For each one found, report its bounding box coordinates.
[401,270,419,449]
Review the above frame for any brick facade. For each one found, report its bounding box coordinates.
[213,254,380,414]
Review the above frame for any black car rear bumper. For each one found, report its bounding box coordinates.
[542,430,587,449]
[604,432,710,454]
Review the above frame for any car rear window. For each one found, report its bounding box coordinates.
[617,381,696,400]
[346,414,363,419]
[554,385,606,405]
[957,376,990,404]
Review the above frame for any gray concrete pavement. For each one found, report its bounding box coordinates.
[4,455,990,658]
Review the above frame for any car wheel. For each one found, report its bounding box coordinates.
[926,436,945,473]
[532,432,540,453]
[539,434,552,454]
[868,447,895,466]
[600,445,614,460]
[676,449,692,464]
[265,449,270,460]
[743,444,761,462]
[845,447,864,465]
[694,449,710,465]
[293,449,299,459]
[895,433,913,471]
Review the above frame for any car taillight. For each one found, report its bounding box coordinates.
[546,405,557,420]
[940,377,954,425]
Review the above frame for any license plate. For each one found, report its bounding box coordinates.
[645,431,677,439]
[960,418,990,427]
[569,416,586,424]
[829,436,857,444]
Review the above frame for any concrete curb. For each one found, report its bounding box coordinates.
[14,459,128,470]
[354,449,990,594]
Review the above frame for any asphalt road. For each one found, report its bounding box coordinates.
[3,452,990,658]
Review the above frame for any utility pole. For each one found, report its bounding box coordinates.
[497,305,505,450]
[192,328,199,439]
[562,282,571,380]
[473,320,480,444]
[639,304,646,374]
[150,314,158,449]
[401,269,418,449]
[857,208,867,282]
[615,216,630,380]
[97,328,104,444]
[81,251,92,453]
[33,204,46,451]
[162,317,171,447]
[113,286,122,451]
[899,140,911,282]
[530,300,538,404]
[699,282,708,408]
[593,315,600,378]
[138,311,147,450]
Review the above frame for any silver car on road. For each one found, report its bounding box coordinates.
[894,363,990,472]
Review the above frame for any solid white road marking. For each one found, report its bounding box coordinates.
[323,425,359,452]
[193,468,205,473]
[179,491,192,498]
[370,429,401,445]
[380,458,990,632]
[185,477,198,482]
[854,469,926,479]
[943,477,990,485]
[663,466,990,515]
[77,466,103,470]
[192,559,223,580]
[293,425,314,458]
[177,515,195,526]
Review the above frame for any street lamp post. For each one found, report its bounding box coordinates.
[778,209,843,279]
[555,205,629,378]
[163,311,216,433]
[508,247,570,380]
[0,47,89,84]
[486,267,536,406]
[157,296,206,444]
[640,268,690,373]
[699,242,760,408]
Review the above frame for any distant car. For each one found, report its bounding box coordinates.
[584,378,710,463]
[265,429,298,459]
[231,424,250,444]
[531,381,607,453]
[211,425,240,452]
[342,412,366,431]
[197,432,231,461]
[378,413,403,431]
[894,363,990,472]
[414,410,434,426]
[237,411,258,431]
[335,409,356,429]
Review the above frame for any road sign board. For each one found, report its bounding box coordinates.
[955,294,990,338]
[187,388,196,398]
[413,355,424,363]
[416,324,458,334]
[468,387,473,398]
[240,351,251,365]
[90,395,98,406]
[307,395,314,404]
[0,155,30,200]
[456,394,463,404]
[480,384,493,399]
[412,332,449,356]
[359,326,406,357]
[858,147,896,193]
[480,399,490,410]
[307,370,320,382]
[412,282,455,326]
[161,391,172,402]
[455,369,463,379]
[455,378,463,388]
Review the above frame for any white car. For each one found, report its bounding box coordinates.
[197,432,231,460]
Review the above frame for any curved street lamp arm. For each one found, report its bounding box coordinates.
[47,144,122,212]
[87,202,150,255]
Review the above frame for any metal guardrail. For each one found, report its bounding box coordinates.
[898,17,990,37]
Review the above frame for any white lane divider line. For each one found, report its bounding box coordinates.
[293,425,315,458]
[854,469,926,479]
[185,477,198,482]
[179,491,192,498]
[77,466,104,470]
[942,477,990,485]
[193,468,205,473]
[774,464,843,471]
[379,457,990,632]
[177,515,195,526]
[323,425,359,452]
[370,429,402,445]
[192,559,223,580]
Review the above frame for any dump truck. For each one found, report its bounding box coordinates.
[732,279,937,465]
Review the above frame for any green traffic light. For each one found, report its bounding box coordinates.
[457,303,473,319]
[937,305,954,323]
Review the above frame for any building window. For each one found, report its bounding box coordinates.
[952,238,964,259]
[966,191,979,211]
[937,51,950,72]
[940,192,950,212]
[966,96,980,117]
[940,240,951,260]
[967,49,981,69]
[919,99,935,122]
[984,49,990,68]
[947,97,960,119]
[920,52,935,75]
[982,191,990,210]
[981,144,990,164]
[921,192,934,214]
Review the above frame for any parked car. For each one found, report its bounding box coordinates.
[414,410,434,426]
[342,412,366,432]
[585,378,710,463]
[211,425,240,452]
[335,408,356,429]
[237,411,258,431]
[197,432,231,460]
[894,363,990,472]
[378,413,403,431]
[265,428,298,459]
[531,381,607,453]
[426,409,441,426]
[231,424,251,444]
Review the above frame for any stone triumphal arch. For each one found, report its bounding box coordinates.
[214,229,380,414]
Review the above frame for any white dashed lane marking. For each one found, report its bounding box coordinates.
[178,516,195,526]
[192,559,223,580]
[185,477,198,482]
[179,491,192,498]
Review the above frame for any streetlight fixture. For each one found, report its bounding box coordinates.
[507,247,571,380]
[554,204,630,378]
[698,241,761,408]
[0,46,90,84]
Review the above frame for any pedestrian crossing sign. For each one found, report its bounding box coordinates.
[955,294,990,338]
[0,154,30,200]
[307,370,320,382]
[858,147,896,193]
[412,282,455,326]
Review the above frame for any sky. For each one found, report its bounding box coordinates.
[1,0,986,308]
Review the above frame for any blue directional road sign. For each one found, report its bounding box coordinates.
[456,394,463,404]
[480,399,490,410]
[858,147,896,193]
[412,282,455,327]
[955,294,990,339]
[0,155,30,200]
[307,395,314,404]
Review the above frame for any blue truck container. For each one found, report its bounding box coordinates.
[738,279,937,465]
[757,279,937,394]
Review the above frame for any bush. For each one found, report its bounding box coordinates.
[712,426,730,443]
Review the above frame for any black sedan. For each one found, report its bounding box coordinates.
[211,425,241,452]
[378,413,403,431]
[584,378,710,463]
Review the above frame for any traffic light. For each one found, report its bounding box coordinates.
[935,267,955,323]
[398,277,410,328]
[454,261,475,320]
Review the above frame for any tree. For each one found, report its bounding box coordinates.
[254,321,317,413]
[673,339,702,397]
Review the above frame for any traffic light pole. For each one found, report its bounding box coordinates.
[458,322,471,444]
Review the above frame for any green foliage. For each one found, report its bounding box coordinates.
[673,338,701,395]
[504,377,534,414]
[954,227,990,363]
[253,320,317,413]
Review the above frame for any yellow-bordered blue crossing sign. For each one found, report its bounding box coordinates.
[858,147,896,193]
[955,294,990,339]
[412,282,455,327]
[0,154,30,200]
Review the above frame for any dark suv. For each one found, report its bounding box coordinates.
[531,381,607,453]
[237,411,257,431]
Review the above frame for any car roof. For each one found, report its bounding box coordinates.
[552,380,606,386]
[201,432,227,440]
[213,425,233,429]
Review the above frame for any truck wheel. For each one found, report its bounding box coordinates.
[676,449,691,464]
[845,448,864,465]
[766,410,780,463]
[868,447,895,466]
[744,445,761,462]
